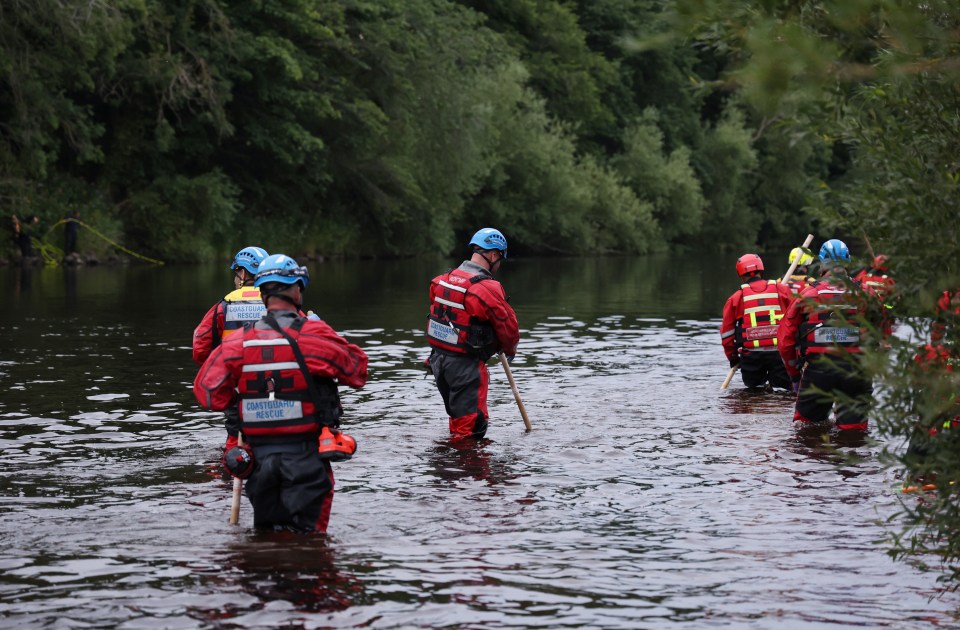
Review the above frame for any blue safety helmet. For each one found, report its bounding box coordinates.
[253,254,310,289]
[231,246,268,274]
[469,228,508,258]
[818,239,851,263]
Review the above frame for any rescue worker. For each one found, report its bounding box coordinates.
[720,253,793,390]
[854,254,897,338]
[777,239,874,430]
[426,228,520,440]
[192,246,269,451]
[905,288,960,481]
[781,247,817,296]
[64,209,80,256]
[193,254,368,533]
[192,246,269,365]
[932,288,960,345]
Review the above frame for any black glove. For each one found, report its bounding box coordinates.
[223,406,241,438]
[729,356,740,368]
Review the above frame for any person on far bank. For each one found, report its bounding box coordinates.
[781,246,817,296]
[16,215,38,259]
[777,239,874,431]
[192,246,269,366]
[64,209,80,256]
[426,228,520,440]
[193,254,368,533]
[721,253,794,390]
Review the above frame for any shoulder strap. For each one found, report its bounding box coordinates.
[261,313,337,427]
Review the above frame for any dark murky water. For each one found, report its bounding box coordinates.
[1,255,956,628]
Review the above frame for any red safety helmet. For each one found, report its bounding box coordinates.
[736,254,764,277]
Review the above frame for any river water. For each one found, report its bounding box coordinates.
[0,255,956,628]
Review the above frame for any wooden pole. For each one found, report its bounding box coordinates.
[499,354,533,432]
[720,365,738,390]
[229,433,244,525]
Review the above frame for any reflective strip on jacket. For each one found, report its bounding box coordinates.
[427,267,499,357]
[221,287,266,337]
[237,317,340,444]
[735,280,787,350]
[721,276,791,361]
[796,284,863,357]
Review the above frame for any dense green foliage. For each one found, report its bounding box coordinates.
[1,0,832,261]
[671,0,960,592]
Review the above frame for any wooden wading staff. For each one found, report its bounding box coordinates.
[229,433,244,525]
[499,353,533,432]
[721,233,814,390]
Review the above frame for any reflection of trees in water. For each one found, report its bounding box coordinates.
[192,534,365,622]
[426,438,520,487]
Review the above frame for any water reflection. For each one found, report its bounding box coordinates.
[63,266,77,304]
[425,438,521,487]
[192,535,363,623]
[789,422,871,474]
[720,388,795,415]
[1,256,957,628]
[13,264,33,295]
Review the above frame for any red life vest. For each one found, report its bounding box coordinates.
[237,317,340,444]
[426,268,497,357]
[797,283,863,357]
[784,273,815,295]
[858,270,895,304]
[735,280,786,350]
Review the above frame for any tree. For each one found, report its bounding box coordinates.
[668,0,960,590]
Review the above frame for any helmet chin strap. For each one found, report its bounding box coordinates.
[261,287,302,310]
[479,251,501,273]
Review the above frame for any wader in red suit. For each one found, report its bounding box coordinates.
[426,261,519,439]
[905,289,960,470]
[783,272,816,297]
[194,310,367,532]
[777,271,873,430]
[854,257,897,339]
[192,286,266,365]
[720,275,793,389]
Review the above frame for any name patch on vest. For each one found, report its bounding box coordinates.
[225,303,267,322]
[241,398,303,421]
[814,327,859,343]
[743,325,778,341]
[427,319,460,344]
